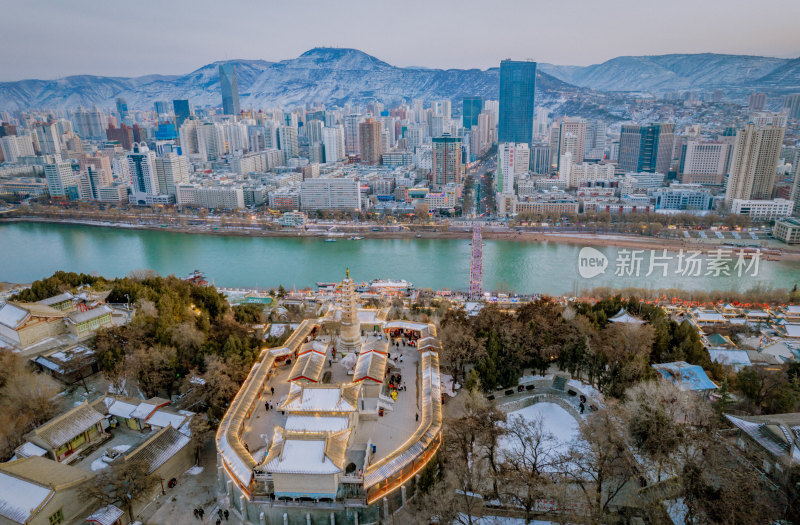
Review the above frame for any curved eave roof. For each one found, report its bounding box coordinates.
[363,350,442,489]
[216,319,316,491]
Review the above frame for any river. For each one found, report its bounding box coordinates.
[0,222,798,295]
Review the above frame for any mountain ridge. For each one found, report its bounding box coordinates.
[0,48,798,111]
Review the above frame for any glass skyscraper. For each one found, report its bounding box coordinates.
[618,123,675,175]
[115,97,128,123]
[173,99,191,128]
[219,64,241,115]
[462,96,483,129]
[498,60,536,145]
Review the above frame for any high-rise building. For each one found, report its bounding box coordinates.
[784,93,800,121]
[498,59,536,145]
[300,178,362,211]
[679,140,730,186]
[71,106,106,140]
[432,133,462,188]
[116,98,129,124]
[78,154,113,188]
[106,124,134,151]
[33,122,61,156]
[322,125,345,163]
[128,143,158,204]
[530,144,551,175]
[306,119,324,145]
[154,153,190,197]
[0,134,35,163]
[789,157,800,215]
[725,112,787,205]
[555,118,587,168]
[748,92,767,111]
[359,118,382,165]
[278,126,299,159]
[558,153,615,188]
[462,96,483,129]
[154,101,170,116]
[344,114,361,156]
[219,64,240,115]
[618,123,675,175]
[173,100,191,129]
[44,161,75,198]
[584,119,606,160]
[496,143,529,194]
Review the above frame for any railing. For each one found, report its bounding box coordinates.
[339,475,364,483]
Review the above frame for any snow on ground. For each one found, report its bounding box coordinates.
[518,374,553,383]
[440,373,460,397]
[185,465,204,475]
[90,458,109,471]
[112,445,131,453]
[458,514,555,525]
[567,379,602,400]
[502,402,581,459]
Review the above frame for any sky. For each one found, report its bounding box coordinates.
[1,0,799,81]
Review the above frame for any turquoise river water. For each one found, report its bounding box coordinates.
[0,222,798,295]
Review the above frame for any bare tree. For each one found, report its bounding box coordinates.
[440,321,485,392]
[567,407,637,520]
[622,380,711,482]
[497,414,566,523]
[80,459,155,521]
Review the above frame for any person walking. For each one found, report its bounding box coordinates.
[218,509,223,521]
[193,509,199,520]
[224,510,229,521]
[271,386,275,395]
[198,508,205,519]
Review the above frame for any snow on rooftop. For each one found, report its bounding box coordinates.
[130,400,167,420]
[265,438,340,475]
[146,410,187,429]
[14,442,47,459]
[104,398,138,419]
[285,415,349,433]
[85,504,124,525]
[708,348,751,368]
[652,362,717,391]
[0,303,28,329]
[286,387,355,412]
[785,324,800,338]
[0,471,51,524]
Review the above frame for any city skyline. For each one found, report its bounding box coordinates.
[1,0,800,81]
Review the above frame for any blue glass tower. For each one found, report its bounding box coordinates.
[462,96,483,129]
[219,64,240,115]
[173,99,191,128]
[498,60,536,145]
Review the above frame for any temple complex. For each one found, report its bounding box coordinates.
[215,271,442,524]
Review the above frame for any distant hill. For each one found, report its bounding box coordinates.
[538,53,796,93]
[1,49,798,112]
[0,48,574,111]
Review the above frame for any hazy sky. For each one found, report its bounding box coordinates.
[2,0,799,81]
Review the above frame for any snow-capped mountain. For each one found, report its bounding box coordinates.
[0,48,573,111]
[538,53,796,93]
[1,48,798,112]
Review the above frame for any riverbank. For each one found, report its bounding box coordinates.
[1,221,798,294]
[3,215,798,260]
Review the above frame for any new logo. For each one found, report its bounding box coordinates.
[578,247,608,279]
